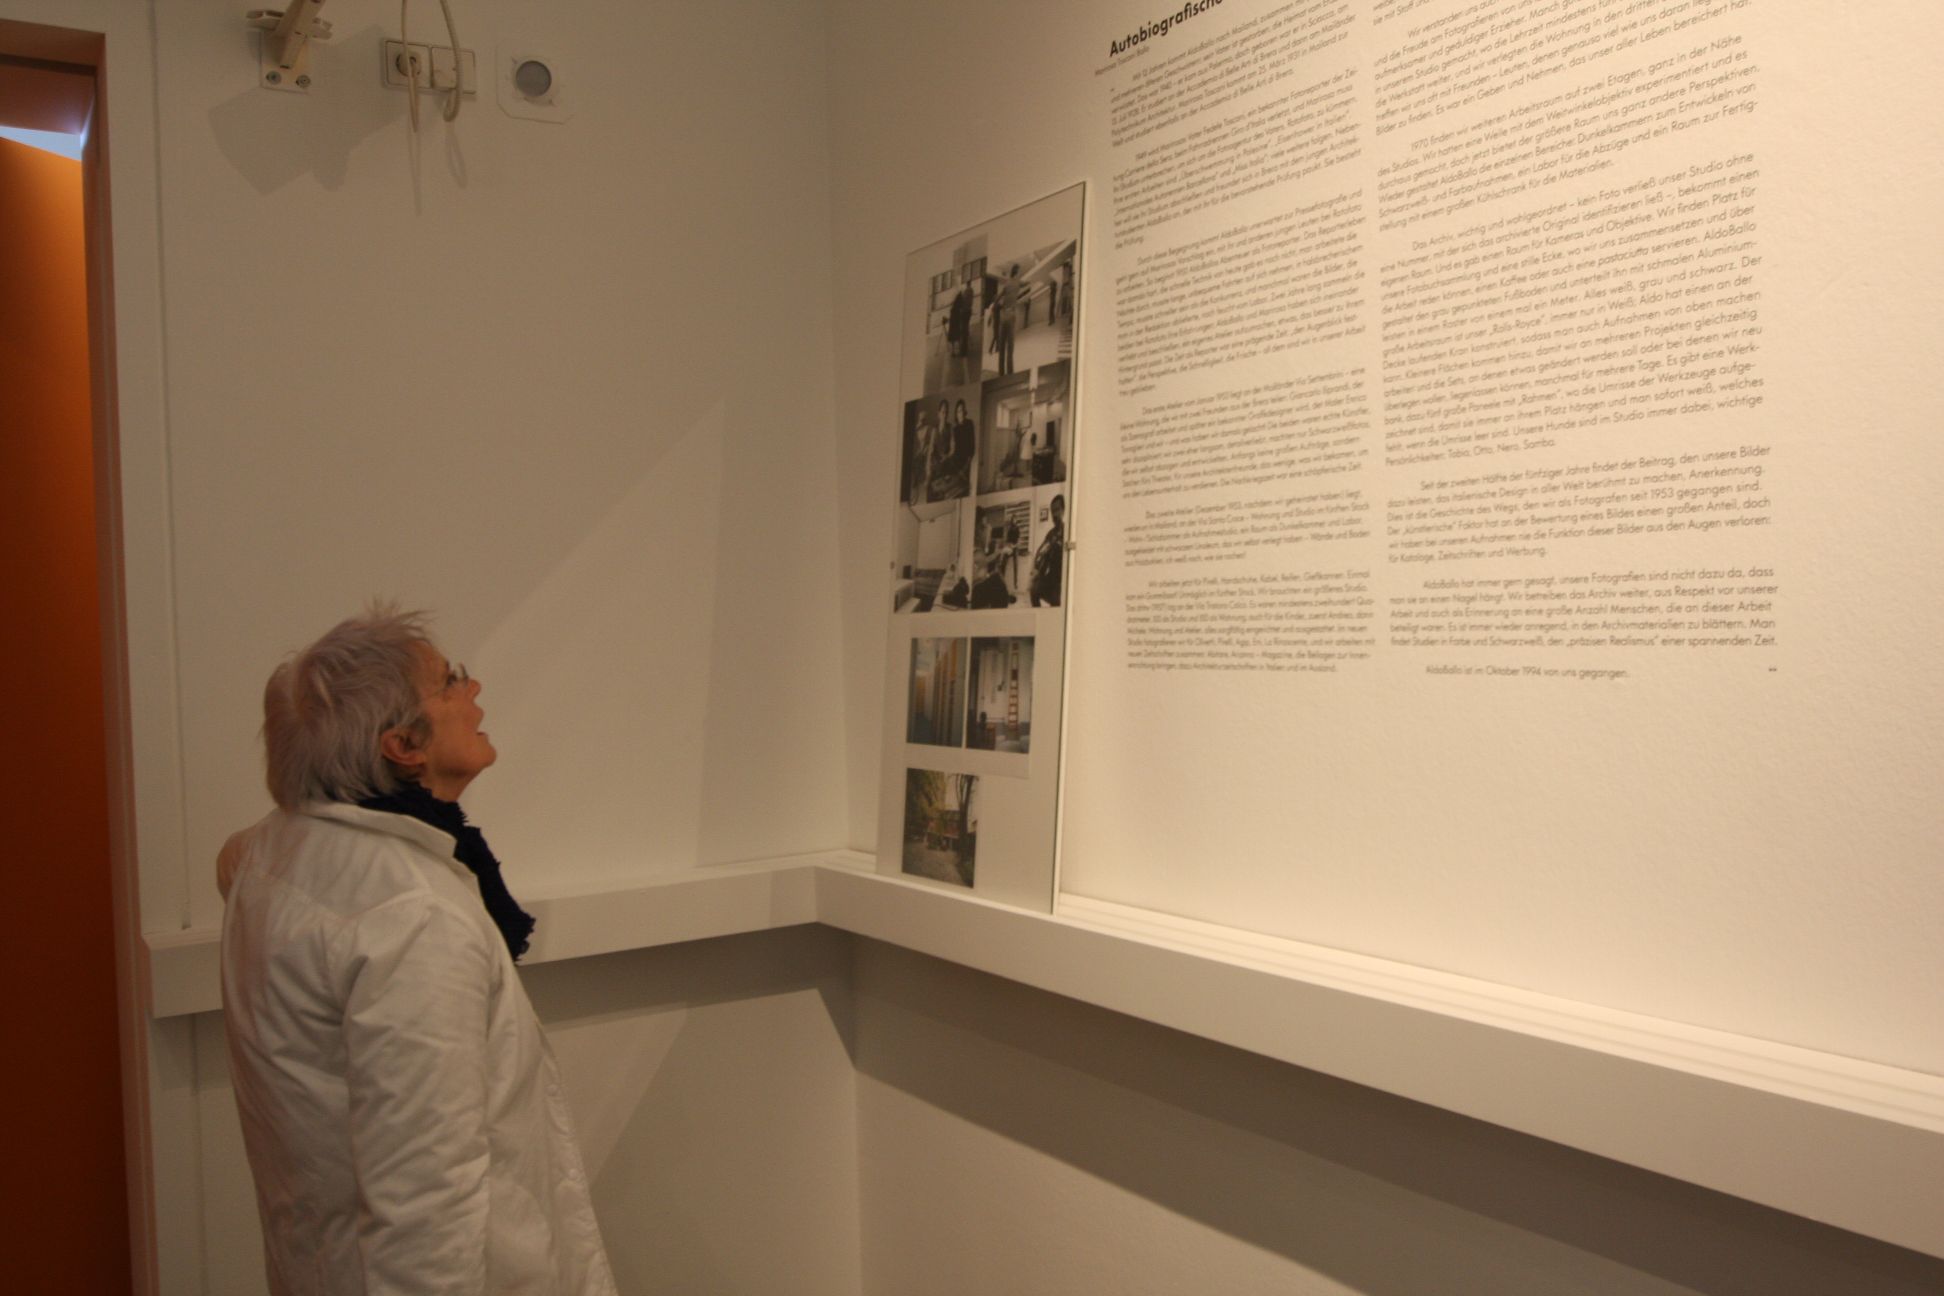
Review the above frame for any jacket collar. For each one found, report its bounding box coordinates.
[301,801,473,883]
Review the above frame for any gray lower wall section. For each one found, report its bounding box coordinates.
[178,927,1944,1294]
[849,939,1944,1296]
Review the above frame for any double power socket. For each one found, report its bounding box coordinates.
[381,39,477,95]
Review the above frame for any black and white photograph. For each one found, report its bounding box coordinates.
[1029,360,1071,486]
[922,239,988,394]
[901,768,978,887]
[971,496,1032,609]
[907,637,968,748]
[983,239,1077,381]
[900,383,979,505]
[968,636,1034,755]
[1027,485,1066,608]
[898,397,940,506]
[977,372,1034,495]
[892,499,968,613]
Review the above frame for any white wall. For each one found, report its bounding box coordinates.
[823,1,1943,1283]
[141,0,849,934]
[825,0,1944,1070]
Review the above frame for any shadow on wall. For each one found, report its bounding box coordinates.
[467,401,726,878]
[523,927,862,1296]
[207,27,411,194]
[850,940,1944,1296]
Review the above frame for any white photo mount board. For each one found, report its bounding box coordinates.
[877,183,1087,910]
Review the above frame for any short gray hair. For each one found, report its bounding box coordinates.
[262,603,435,809]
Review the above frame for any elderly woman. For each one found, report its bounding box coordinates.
[217,605,616,1294]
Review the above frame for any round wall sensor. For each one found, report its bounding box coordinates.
[512,59,553,100]
[497,46,571,122]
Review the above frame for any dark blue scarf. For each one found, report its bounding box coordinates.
[358,783,536,961]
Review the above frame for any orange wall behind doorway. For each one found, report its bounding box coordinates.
[0,134,131,1292]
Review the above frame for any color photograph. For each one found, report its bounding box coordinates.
[968,636,1034,754]
[907,638,968,747]
[901,768,978,887]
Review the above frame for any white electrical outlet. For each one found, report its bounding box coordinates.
[430,45,477,94]
[382,40,475,94]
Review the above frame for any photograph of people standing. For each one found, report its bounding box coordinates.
[945,276,976,385]
[989,262,1021,376]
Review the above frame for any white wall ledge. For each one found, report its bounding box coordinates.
[144,857,1944,1261]
[141,849,862,1020]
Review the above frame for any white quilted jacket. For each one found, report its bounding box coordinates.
[217,802,618,1295]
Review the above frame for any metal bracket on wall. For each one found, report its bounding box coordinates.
[246,1,334,93]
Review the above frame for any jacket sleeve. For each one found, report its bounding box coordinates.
[340,894,497,1294]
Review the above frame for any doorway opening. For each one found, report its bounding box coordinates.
[0,19,144,1295]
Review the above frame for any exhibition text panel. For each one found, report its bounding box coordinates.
[1063,0,1944,1072]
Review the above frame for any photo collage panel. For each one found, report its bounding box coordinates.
[881,182,1084,906]
[893,237,1076,616]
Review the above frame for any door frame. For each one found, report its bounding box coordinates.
[0,18,154,1293]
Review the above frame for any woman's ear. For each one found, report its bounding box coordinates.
[380,726,425,776]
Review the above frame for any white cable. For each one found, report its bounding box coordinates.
[436,0,462,122]
[401,0,418,131]
[400,0,463,132]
